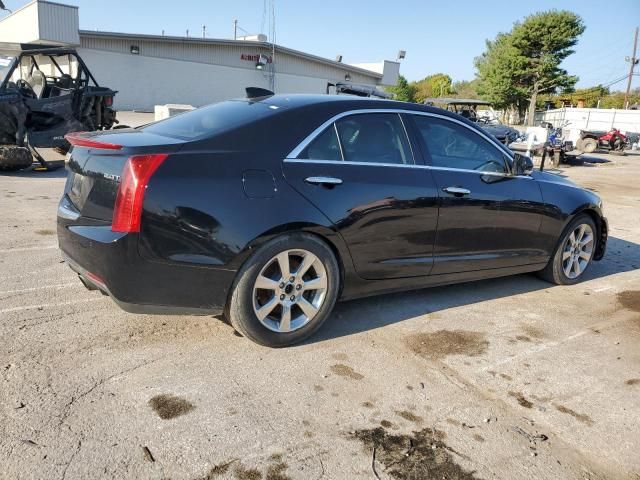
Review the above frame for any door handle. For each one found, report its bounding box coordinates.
[443,186,471,196]
[304,176,343,186]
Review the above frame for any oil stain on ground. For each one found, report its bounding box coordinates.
[509,391,533,409]
[330,364,364,380]
[406,330,489,360]
[520,324,545,339]
[149,394,195,420]
[625,378,640,386]
[351,427,478,479]
[555,404,594,426]
[35,229,55,235]
[395,410,423,424]
[618,290,640,312]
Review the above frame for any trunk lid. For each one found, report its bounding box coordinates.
[64,129,185,222]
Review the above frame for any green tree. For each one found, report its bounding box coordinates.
[475,10,585,124]
[451,79,480,99]
[386,75,417,102]
[475,33,529,112]
[412,73,453,103]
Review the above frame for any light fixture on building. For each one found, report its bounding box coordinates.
[344,73,351,82]
[335,54,343,63]
[130,45,140,55]
[255,54,269,70]
[397,50,406,61]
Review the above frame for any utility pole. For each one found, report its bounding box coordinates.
[233,19,238,40]
[624,26,639,109]
[202,25,206,38]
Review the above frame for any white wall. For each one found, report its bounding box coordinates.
[542,107,640,134]
[78,48,376,111]
[0,2,40,45]
[0,0,79,45]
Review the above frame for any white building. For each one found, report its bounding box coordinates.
[0,0,400,110]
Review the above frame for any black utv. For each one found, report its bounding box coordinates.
[0,46,121,171]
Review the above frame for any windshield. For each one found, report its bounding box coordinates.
[0,55,16,84]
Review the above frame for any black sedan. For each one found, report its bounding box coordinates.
[58,94,607,347]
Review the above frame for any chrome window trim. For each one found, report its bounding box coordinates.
[287,108,513,161]
[333,123,345,161]
[282,158,532,179]
[397,113,416,165]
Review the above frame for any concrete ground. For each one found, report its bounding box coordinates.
[0,149,639,480]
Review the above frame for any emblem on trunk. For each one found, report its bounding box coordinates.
[103,173,121,181]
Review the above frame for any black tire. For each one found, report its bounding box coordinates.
[226,232,340,347]
[581,138,598,154]
[0,146,33,172]
[538,214,597,285]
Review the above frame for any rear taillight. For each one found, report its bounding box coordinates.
[104,96,114,107]
[112,154,169,233]
[65,132,123,150]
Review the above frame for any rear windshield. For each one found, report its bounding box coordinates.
[141,100,280,140]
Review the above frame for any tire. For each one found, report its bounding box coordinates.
[226,232,340,347]
[538,214,597,285]
[0,146,33,171]
[581,138,597,154]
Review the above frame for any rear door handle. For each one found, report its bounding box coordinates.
[304,176,343,186]
[443,186,471,196]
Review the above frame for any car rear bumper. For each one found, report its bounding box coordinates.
[57,195,234,315]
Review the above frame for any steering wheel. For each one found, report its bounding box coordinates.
[16,79,37,99]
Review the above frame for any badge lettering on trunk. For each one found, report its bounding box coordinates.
[103,173,120,181]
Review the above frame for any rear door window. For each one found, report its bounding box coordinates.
[335,113,413,165]
[299,125,342,161]
[413,115,507,173]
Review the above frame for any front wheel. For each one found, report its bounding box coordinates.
[538,214,597,285]
[226,233,340,347]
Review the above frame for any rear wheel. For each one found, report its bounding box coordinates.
[538,214,597,285]
[580,138,598,154]
[227,233,340,347]
[0,146,33,171]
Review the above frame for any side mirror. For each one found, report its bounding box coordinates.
[513,153,534,176]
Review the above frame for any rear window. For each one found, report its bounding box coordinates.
[141,100,279,140]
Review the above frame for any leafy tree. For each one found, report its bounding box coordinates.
[475,10,585,124]
[386,75,417,103]
[451,79,480,99]
[412,73,453,103]
[475,33,528,111]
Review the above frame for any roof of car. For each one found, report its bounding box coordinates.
[251,93,456,116]
[423,97,492,106]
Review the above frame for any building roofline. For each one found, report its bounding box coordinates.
[0,0,78,20]
[78,30,383,79]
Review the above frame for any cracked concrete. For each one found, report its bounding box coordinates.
[0,150,639,479]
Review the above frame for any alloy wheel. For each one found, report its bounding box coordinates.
[252,249,328,333]
[562,223,594,279]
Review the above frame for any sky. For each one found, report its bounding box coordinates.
[2,0,639,90]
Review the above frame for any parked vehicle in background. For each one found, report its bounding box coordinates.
[0,45,122,171]
[423,98,520,145]
[327,81,392,99]
[58,93,608,347]
[577,128,629,155]
[540,121,578,167]
[576,128,631,155]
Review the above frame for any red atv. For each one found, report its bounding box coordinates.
[577,128,629,155]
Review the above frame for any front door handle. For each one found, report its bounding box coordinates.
[304,176,343,187]
[443,186,471,196]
